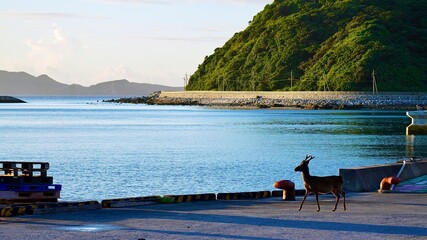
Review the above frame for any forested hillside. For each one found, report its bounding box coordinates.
[186,0,427,91]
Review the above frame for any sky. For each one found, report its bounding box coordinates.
[0,0,272,87]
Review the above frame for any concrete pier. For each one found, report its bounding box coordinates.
[406,111,427,135]
[1,193,426,239]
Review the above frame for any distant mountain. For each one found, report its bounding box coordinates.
[0,70,183,96]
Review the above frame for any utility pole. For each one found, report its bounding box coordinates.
[251,70,255,91]
[372,70,378,95]
[290,70,293,89]
[323,72,326,91]
[217,77,220,91]
[323,72,330,91]
[183,73,189,89]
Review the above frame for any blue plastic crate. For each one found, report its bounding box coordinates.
[0,184,61,192]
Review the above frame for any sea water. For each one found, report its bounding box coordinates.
[0,97,425,201]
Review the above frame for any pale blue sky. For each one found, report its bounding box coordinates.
[0,0,272,87]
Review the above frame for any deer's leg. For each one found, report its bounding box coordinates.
[332,191,340,211]
[342,191,346,210]
[315,192,320,212]
[298,191,309,211]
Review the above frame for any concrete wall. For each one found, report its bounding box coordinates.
[339,160,427,192]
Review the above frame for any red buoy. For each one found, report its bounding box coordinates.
[274,180,295,190]
[274,180,296,201]
[379,176,400,190]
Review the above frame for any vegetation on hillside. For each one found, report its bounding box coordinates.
[186,0,427,92]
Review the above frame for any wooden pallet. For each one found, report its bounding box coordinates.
[0,161,49,177]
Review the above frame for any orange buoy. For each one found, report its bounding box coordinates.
[379,176,400,190]
[274,180,296,201]
[274,180,295,190]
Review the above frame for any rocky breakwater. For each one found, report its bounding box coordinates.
[103,92,160,104]
[105,91,427,110]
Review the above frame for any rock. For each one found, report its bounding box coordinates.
[0,96,26,103]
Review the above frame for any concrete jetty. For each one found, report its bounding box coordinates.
[1,192,426,239]
[1,159,426,239]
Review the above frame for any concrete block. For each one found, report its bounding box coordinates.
[101,196,161,208]
[32,201,101,215]
[164,193,216,203]
[217,191,271,200]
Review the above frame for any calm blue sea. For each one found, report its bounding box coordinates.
[0,96,425,201]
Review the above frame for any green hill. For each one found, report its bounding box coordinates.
[186,0,427,92]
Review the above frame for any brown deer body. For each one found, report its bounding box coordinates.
[294,155,346,211]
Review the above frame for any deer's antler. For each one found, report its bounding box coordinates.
[304,155,315,162]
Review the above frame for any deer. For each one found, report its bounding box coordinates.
[294,155,346,212]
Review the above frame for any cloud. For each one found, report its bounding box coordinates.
[203,0,270,3]
[0,12,101,20]
[131,35,226,42]
[91,65,147,84]
[26,25,86,80]
[89,64,184,86]
[98,0,172,4]
[98,0,268,5]
[27,30,64,71]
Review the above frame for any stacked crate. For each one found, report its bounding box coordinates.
[0,161,61,204]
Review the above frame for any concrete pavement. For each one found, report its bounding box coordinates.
[0,192,426,240]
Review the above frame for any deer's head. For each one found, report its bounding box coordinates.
[294,155,315,172]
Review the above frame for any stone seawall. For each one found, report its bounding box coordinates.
[154,91,427,109]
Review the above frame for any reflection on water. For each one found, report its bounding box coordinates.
[406,135,416,157]
[406,135,427,159]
